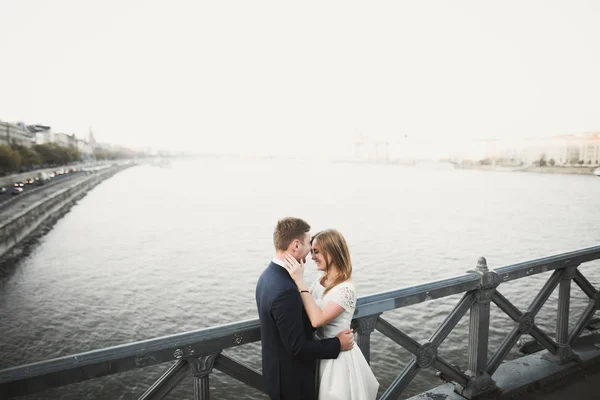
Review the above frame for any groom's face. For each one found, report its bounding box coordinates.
[296,232,312,263]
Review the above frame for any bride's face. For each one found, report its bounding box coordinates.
[311,240,327,272]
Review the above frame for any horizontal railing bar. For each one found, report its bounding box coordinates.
[357,245,600,319]
[0,318,262,396]
[355,274,480,319]
[494,245,600,284]
[214,354,266,394]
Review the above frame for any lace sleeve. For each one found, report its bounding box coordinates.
[330,284,356,312]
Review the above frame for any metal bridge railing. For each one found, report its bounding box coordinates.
[1,245,600,399]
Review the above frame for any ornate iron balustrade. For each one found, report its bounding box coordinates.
[1,245,600,399]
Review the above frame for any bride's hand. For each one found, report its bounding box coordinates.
[283,253,306,285]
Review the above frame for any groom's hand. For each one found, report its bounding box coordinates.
[336,329,354,351]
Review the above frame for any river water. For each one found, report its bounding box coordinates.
[1,157,599,399]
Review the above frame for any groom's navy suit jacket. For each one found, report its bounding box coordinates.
[256,262,341,400]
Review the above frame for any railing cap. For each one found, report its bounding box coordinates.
[477,257,488,272]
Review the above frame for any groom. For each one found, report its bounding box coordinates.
[256,217,354,400]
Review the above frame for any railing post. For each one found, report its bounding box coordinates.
[456,257,500,399]
[543,266,580,364]
[352,314,381,364]
[188,352,220,400]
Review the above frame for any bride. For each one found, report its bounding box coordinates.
[283,229,379,400]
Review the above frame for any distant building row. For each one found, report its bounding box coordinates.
[0,120,96,159]
[455,133,600,166]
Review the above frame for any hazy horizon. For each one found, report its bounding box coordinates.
[2,1,600,159]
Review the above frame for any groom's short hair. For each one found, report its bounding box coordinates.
[274,217,310,250]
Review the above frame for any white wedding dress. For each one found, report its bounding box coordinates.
[310,279,379,400]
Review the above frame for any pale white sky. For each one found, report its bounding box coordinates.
[1,0,599,158]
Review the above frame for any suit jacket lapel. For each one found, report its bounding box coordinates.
[268,261,294,283]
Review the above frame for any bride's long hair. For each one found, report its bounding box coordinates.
[312,229,353,295]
